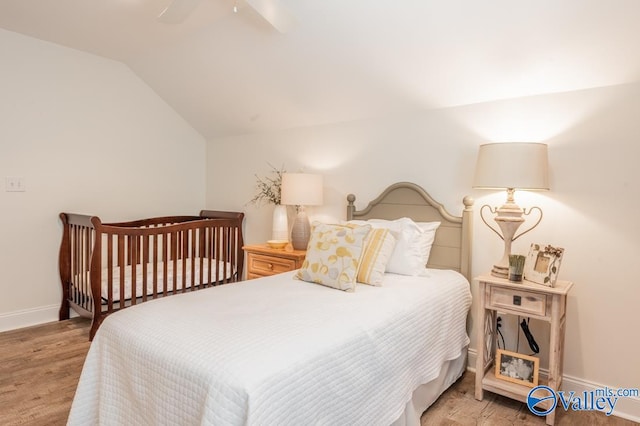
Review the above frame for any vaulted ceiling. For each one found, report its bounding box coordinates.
[1,0,640,139]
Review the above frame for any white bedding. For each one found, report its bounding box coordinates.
[68,269,471,425]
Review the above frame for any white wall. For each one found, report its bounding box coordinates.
[0,29,206,330]
[207,82,640,418]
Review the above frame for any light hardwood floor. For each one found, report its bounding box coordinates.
[0,318,637,426]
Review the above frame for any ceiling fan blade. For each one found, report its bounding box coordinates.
[245,0,295,33]
[157,0,202,24]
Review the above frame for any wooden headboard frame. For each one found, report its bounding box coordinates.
[347,182,474,280]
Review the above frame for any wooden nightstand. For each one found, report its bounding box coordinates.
[242,244,306,280]
[474,274,573,425]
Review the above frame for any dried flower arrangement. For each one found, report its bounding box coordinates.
[249,164,285,206]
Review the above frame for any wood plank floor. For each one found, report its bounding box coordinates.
[0,318,90,425]
[0,318,637,425]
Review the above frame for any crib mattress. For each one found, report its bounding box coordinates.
[74,258,235,302]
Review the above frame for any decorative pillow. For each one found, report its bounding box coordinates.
[368,218,440,276]
[295,222,371,292]
[356,228,396,286]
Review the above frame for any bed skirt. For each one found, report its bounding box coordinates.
[391,348,468,426]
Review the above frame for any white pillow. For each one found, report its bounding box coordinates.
[368,218,440,276]
[416,221,441,270]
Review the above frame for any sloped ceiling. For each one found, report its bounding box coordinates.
[1,0,640,139]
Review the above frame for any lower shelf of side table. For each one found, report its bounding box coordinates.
[481,366,552,411]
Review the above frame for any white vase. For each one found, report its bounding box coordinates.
[271,205,289,241]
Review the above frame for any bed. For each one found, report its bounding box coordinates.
[58,210,245,339]
[67,182,474,425]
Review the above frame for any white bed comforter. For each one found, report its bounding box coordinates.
[68,269,471,426]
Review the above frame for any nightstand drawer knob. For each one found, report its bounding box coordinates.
[513,295,521,305]
[268,263,274,270]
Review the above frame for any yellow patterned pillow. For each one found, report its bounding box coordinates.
[295,222,371,292]
[357,228,396,286]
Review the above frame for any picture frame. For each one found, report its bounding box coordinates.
[523,243,564,287]
[495,349,539,388]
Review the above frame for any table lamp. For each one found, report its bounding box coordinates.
[281,173,323,250]
[473,142,549,278]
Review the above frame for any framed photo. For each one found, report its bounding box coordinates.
[495,349,539,388]
[523,243,564,287]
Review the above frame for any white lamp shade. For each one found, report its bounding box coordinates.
[281,173,323,206]
[473,143,549,190]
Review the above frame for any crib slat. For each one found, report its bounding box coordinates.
[182,229,188,292]
[163,232,169,295]
[118,235,125,309]
[152,233,158,299]
[190,229,196,290]
[71,226,77,308]
[107,235,113,312]
[215,225,220,285]
[229,226,236,284]
[130,235,137,305]
[142,235,149,302]
[198,228,205,288]
[86,227,93,313]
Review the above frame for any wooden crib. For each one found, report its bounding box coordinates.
[59,210,245,339]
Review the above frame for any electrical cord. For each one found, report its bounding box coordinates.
[516,317,521,353]
[520,318,540,354]
[496,317,505,349]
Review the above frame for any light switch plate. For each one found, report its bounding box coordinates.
[6,176,26,192]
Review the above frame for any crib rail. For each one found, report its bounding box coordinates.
[59,213,96,320]
[59,211,244,339]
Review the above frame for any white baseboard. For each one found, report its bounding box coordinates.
[561,374,640,423]
[467,347,477,372]
[0,304,73,333]
[466,348,640,422]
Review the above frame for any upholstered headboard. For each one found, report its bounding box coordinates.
[346,182,474,280]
